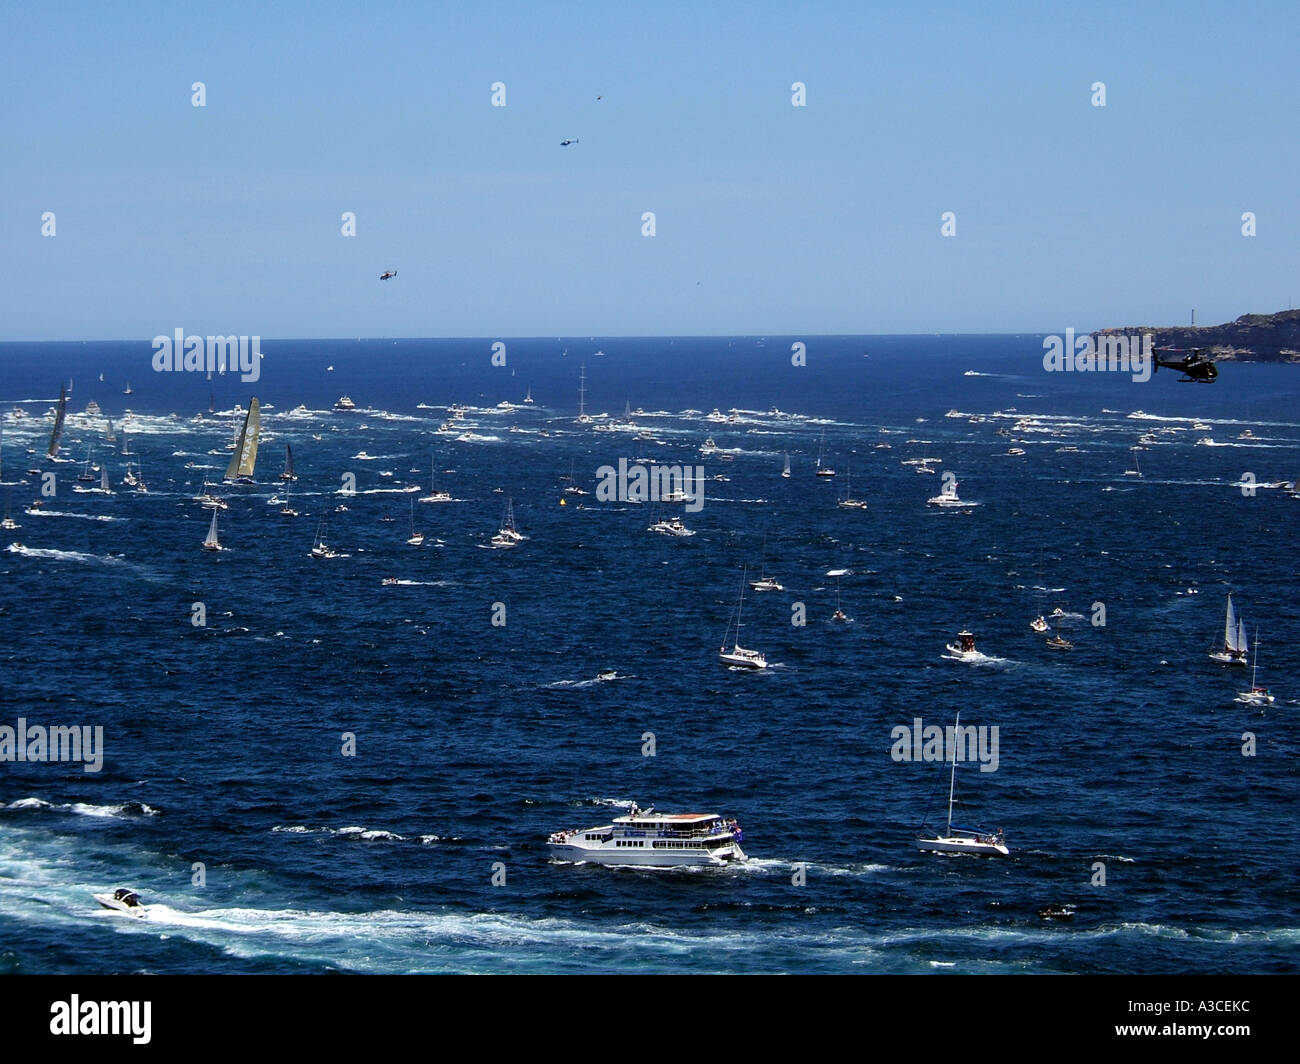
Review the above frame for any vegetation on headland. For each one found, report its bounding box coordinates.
[1093,309,1300,363]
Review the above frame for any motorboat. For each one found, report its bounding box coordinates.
[548,803,746,867]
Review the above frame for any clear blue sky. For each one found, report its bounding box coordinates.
[1,0,1296,340]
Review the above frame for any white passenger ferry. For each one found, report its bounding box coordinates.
[548,803,747,867]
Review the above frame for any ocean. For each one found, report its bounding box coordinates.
[1,334,1297,974]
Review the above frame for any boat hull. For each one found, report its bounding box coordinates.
[548,842,746,867]
[916,836,1008,857]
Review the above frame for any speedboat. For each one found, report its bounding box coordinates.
[1046,634,1073,650]
[748,575,783,592]
[945,630,980,660]
[648,516,694,537]
[93,888,148,918]
[548,803,746,867]
[596,669,617,681]
[1030,616,1049,633]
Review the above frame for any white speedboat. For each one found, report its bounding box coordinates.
[916,712,1009,857]
[945,629,981,660]
[749,576,783,592]
[93,888,148,917]
[928,481,974,507]
[1030,616,1049,633]
[548,803,746,867]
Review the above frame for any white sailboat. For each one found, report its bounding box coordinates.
[419,450,452,503]
[1124,448,1142,477]
[224,398,260,483]
[916,713,1009,856]
[815,428,835,477]
[491,497,525,548]
[837,461,868,509]
[310,516,338,558]
[719,570,767,669]
[1208,594,1248,665]
[202,509,223,551]
[406,497,425,545]
[1236,629,1275,706]
[831,576,851,623]
[781,452,791,478]
[748,535,783,591]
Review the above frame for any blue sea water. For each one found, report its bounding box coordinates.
[1,334,1297,974]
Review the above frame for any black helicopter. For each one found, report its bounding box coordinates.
[379,269,397,281]
[1153,346,1218,383]
[560,138,578,147]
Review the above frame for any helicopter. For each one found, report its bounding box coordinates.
[1153,346,1218,383]
[379,270,397,281]
[560,138,578,147]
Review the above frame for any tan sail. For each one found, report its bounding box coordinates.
[224,397,260,479]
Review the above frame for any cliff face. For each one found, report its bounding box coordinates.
[1093,309,1300,363]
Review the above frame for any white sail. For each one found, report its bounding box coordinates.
[1224,595,1238,651]
[100,467,110,492]
[1237,618,1248,658]
[204,510,220,549]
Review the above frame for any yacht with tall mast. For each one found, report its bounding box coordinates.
[1236,629,1275,705]
[719,570,767,669]
[491,498,525,548]
[405,497,424,546]
[1208,593,1248,665]
[916,713,1009,856]
[576,364,592,424]
[419,450,452,502]
[202,509,223,552]
[223,398,260,484]
[837,462,868,509]
[815,428,835,477]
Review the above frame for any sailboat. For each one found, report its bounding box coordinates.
[133,461,148,493]
[719,570,768,669]
[576,364,592,424]
[491,497,526,548]
[837,461,868,509]
[916,713,1008,856]
[419,450,452,503]
[104,418,116,443]
[1124,448,1142,477]
[1208,594,1248,665]
[202,509,223,551]
[278,443,296,482]
[76,443,96,482]
[523,384,534,404]
[406,497,425,545]
[781,452,791,478]
[224,397,260,483]
[1236,629,1275,705]
[119,430,131,456]
[310,516,338,558]
[46,384,68,459]
[831,576,851,623]
[279,480,299,517]
[815,428,835,477]
[123,381,133,396]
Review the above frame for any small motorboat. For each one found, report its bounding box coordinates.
[1030,616,1049,633]
[1039,904,1076,921]
[1046,635,1074,650]
[93,888,148,918]
[596,669,617,681]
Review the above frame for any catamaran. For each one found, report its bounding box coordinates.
[491,498,525,548]
[1236,629,1275,705]
[548,803,746,867]
[1208,593,1248,665]
[224,397,260,484]
[719,571,767,669]
[916,712,1009,856]
[202,509,223,552]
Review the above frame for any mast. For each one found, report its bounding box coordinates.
[578,363,587,420]
[947,712,960,835]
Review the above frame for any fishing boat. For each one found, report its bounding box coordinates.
[310,517,339,558]
[781,452,791,478]
[202,509,223,551]
[548,803,746,867]
[278,443,296,482]
[944,629,981,661]
[815,428,835,477]
[1208,594,1248,665]
[1236,630,1275,706]
[223,398,260,484]
[916,712,1009,856]
[719,571,767,669]
[419,451,453,502]
[405,497,424,546]
[837,462,868,509]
